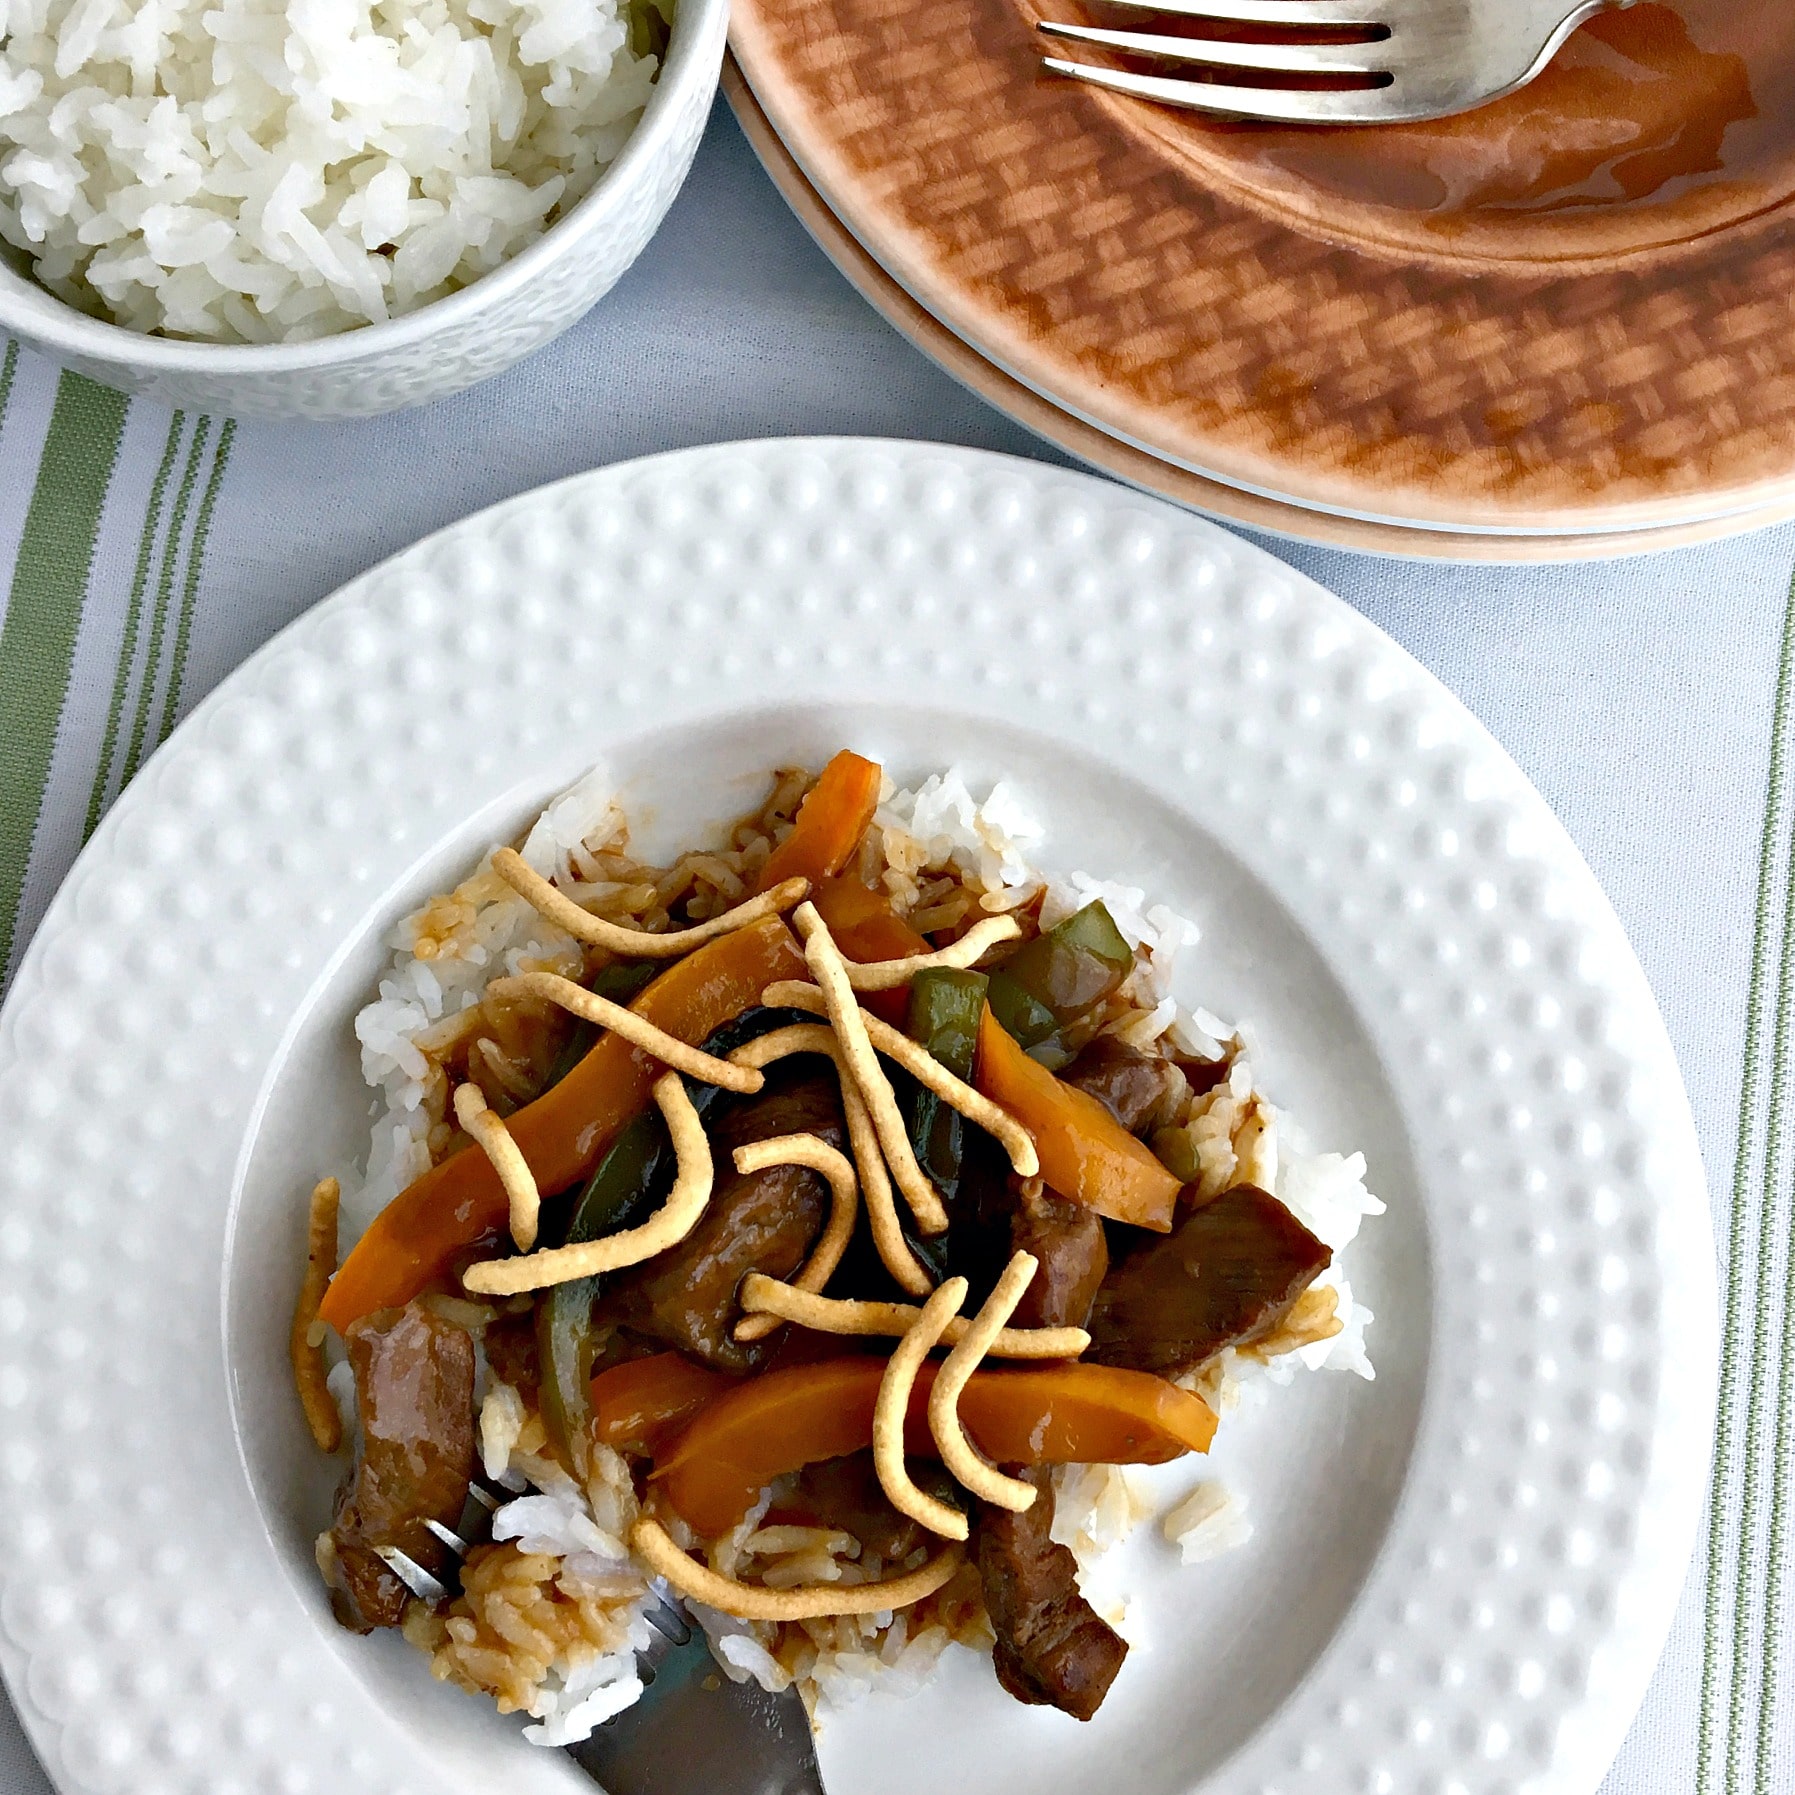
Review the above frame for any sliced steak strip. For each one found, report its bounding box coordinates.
[598,1068,844,1373]
[1009,1184,1108,1332]
[976,1465,1127,1720]
[321,1300,476,1633]
[1061,1038,1190,1136]
[770,1448,960,1564]
[1086,1183,1331,1379]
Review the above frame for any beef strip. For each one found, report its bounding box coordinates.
[1061,1038,1190,1137]
[482,1307,541,1404]
[1009,1184,1108,1332]
[320,1300,476,1633]
[770,1448,961,1562]
[597,1068,844,1373]
[976,1465,1127,1720]
[1086,1183,1332,1379]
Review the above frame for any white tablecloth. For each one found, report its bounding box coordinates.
[2,96,1791,1795]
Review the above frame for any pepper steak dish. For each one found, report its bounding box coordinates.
[291,752,1382,1741]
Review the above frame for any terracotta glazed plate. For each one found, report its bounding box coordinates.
[728,0,1795,537]
[722,58,1795,561]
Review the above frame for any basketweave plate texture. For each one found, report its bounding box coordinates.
[719,57,1795,565]
[728,0,1795,537]
[0,440,1714,1795]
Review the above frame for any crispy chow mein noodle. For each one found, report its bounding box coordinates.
[761,978,1038,1179]
[792,901,951,1236]
[874,1280,972,1542]
[631,1516,964,1620]
[730,1135,860,1343]
[492,845,810,957]
[452,1082,541,1250]
[728,1022,934,1296]
[289,1177,342,1453]
[461,1072,712,1294]
[834,913,1022,990]
[490,969,765,1092]
[736,1273,1090,1360]
[727,1022,839,1071]
[929,1253,1043,1513]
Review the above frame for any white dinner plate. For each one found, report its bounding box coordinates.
[0,439,1714,1795]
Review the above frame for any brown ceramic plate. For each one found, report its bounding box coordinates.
[722,57,1795,560]
[728,0,1795,537]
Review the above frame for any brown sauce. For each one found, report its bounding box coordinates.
[1193,2,1793,223]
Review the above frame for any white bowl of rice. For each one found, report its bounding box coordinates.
[0,0,727,418]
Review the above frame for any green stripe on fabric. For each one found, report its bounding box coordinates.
[1698,569,1795,1795]
[83,410,185,840]
[154,417,233,748]
[1762,1103,1795,1789]
[0,372,128,978]
[1758,592,1795,1794]
[0,340,18,426]
[1727,709,1795,1795]
[118,415,209,793]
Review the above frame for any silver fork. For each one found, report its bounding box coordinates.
[1038,0,1635,126]
[380,1488,825,1795]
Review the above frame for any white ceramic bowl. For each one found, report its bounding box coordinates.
[0,0,728,421]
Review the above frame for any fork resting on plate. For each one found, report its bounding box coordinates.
[1039,0,1635,126]
[381,1483,826,1795]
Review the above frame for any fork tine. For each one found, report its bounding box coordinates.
[1041,56,1399,122]
[374,1545,449,1602]
[1062,0,1388,23]
[643,1599,694,1645]
[423,1517,473,1556]
[1037,20,1390,73]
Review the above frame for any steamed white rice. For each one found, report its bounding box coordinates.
[340,761,1384,1738]
[0,0,664,340]
[405,1373,660,1745]
[341,767,617,1244]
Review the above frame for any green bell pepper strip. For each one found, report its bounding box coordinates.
[986,900,1133,1065]
[535,1111,669,1459]
[904,968,985,1183]
[907,966,987,1079]
[894,967,989,1282]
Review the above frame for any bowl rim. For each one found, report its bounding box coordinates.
[0,0,725,370]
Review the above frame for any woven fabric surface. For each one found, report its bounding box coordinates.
[0,98,1790,1795]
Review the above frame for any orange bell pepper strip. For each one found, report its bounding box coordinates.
[810,874,931,1025]
[755,750,882,893]
[975,1005,1182,1232]
[811,873,929,961]
[590,1353,731,1459]
[652,1356,1216,1537]
[318,914,807,1332]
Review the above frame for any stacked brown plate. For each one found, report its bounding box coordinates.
[726,1,1795,558]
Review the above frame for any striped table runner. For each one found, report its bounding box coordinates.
[1,105,1794,1795]
[0,354,232,976]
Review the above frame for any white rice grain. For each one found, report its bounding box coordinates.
[0,0,666,339]
[1163,1481,1253,1565]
